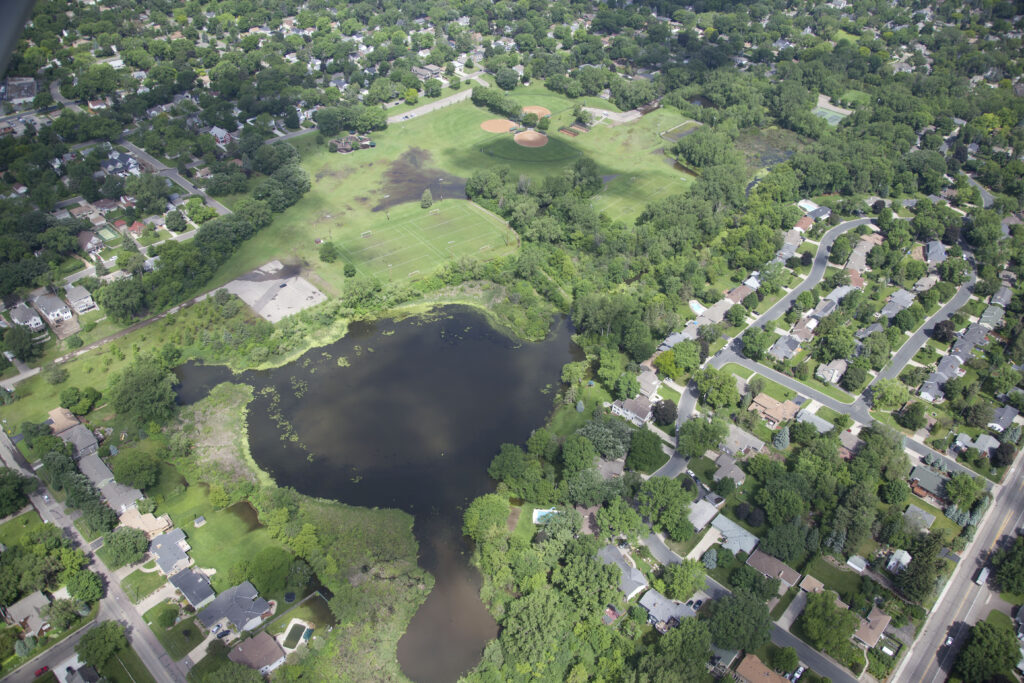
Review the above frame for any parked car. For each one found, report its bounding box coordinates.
[793,666,805,680]
[945,636,954,647]
[34,666,49,677]
[694,599,703,609]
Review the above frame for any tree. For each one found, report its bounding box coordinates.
[318,241,339,263]
[199,661,263,683]
[638,476,693,541]
[772,647,800,674]
[992,536,1024,595]
[43,599,81,631]
[841,364,868,392]
[626,429,665,473]
[945,473,984,510]
[741,327,775,362]
[0,469,34,517]
[872,378,910,409]
[66,570,104,603]
[955,619,1019,683]
[3,325,41,361]
[707,591,771,651]
[462,494,510,544]
[652,399,677,426]
[636,617,712,682]
[661,559,705,601]
[692,367,739,409]
[594,497,645,542]
[799,590,860,654]
[108,356,177,425]
[880,479,909,505]
[561,434,598,474]
[773,425,790,450]
[420,189,433,208]
[76,621,127,668]
[102,527,148,567]
[494,66,520,90]
[726,304,747,327]
[112,450,160,489]
[896,401,928,431]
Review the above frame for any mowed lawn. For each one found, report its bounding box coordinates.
[209,83,696,292]
[329,199,514,281]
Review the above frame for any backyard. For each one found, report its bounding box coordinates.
[144,601,205,660]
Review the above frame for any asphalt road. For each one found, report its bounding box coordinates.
[963,174,995,209]
[749,217,875,332]
[893,452,1024,683]
[120,141,231,216]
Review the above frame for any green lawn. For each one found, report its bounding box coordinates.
[206,96,698,295]
[721,362,753,380]
[0,510,43,546]
[803,556,862,604]
[749,374,796,402]
[770,586,799,620]
[814,405,846,425]
[122,569,167,604]
[687,455,717,482]
[547,383,611,438]
[266,593,335,635]
[98,646,158,683]
[840,89,871,107]
[656,383,681,404]
[512,504,537,543]
[144,602,205,660]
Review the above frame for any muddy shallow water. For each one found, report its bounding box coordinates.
[373,148,467,212]
[175,306,580,682]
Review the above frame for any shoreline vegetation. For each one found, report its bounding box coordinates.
[172,379,431,681]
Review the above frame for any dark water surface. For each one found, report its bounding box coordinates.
[175,306,579,682]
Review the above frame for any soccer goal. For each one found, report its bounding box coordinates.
[429,209,440,215]
[361,230,372,238]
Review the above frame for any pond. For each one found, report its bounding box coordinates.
[175,306,580,682]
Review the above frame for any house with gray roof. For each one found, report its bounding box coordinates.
[637,369,660,398]
[796,409,833,434]
[197,581,271,633]
[879,289,915,319]
[150,528,192,576]
[169,568,215,609]
[856,322,884,340]
[974,434,1000,457]
[910,466,946,501]
[720,424,765,457]
[808,206,831,221]
[936,354,963,379]
[980,305,1005,329]
[903,504,936,532]
[639,588,695,633]
[925,240,947,264]
[100,480,142,513]
[9,302,44,332]
[597,545,648,601]
[65,285,96,314]
[77,452,113,486]
[35,294,72,324]
[60,424,98,457]
[768,335,801,361]
[5,590,50,637]
[824,285,854,304]
[711,514,758,555]
[988,406,1019,433]
[611,396,652,426]
[689,499,719,531]
[919,380,944,403]
[991,285,1013,308]
[713,453,745,487]
[815,359,847,384]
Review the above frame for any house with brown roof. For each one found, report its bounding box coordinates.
[736,653,788,683]
[748,394,799,429]
[228,632,286,674]
[746,549,800,589]
[794,216,813,231]
[726,284,754,305]
[853,604,891,648]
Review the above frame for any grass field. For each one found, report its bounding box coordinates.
[122,569,167,604]
[0,510,43,547]
[326,199,514,281]
[99,647,158,683]
[144,602,205,660]
[841,89,871,107]
[208,84,697,292]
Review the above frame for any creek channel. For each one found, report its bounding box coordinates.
[174,306,580,682]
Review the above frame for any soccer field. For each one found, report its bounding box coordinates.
[331,199,515,280]
[593,170,694,225]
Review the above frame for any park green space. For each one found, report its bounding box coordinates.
[208,86,697,293]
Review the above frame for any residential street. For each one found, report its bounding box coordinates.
[120,141,231,216]
[893,452,1024,683]
[963,174,995,209]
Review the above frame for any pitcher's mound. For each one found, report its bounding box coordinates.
[523,105,551,117]
[481,118,515,133]
[514,131,548,148]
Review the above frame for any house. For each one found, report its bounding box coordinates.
[808,206,832,222]
[92,198,118,213]
[991,285,1013,308]
[848,270,866,289]
[846,555,868,573]
[910,466,946,502]
[988,406,1019,433]
[711,514,759,555]
[411,64,442,81]
[209,126,231,144]
[4,591,50,637]
[48,407,80,434]
[935,354,963,380]
[980,305,1005,329]
[101,480,143,513]
[78,231,103,254]
[746,549,800,589]
[748,394,799,429]
[65,285,96,314]
[229,632,287,674]
[914,275,939,292]
[720,424,765,457]
[853,604,892,648]
[919,381,943,403]
[972,434,1000,458]
[856,323,883,341]
[799,574,824,594]
[60,425,99,457]
[150,528,192,575]
[791,317,817,342]
[35,294,72,324]
[611,396,652,426]
[9,303,44,332]
[796,409,833,435]
[887,549,912,573]
[767,335,801,361]
[597,545,648,601]
[169,569,215,609]
[66,666,101,683]
[688,499,719,531]
[639,588,695,633]
[3,76,37,105]
[736,654,787,683]
[904,504,935,533]
[794,216,813,232]
[197,581,271,633]
[637,369,660,398]
[816,359,848,384]
[119,507,172,539]
[925,240,947,264]
[725,285,753,305]
[713,453,746,487]
[99,151,137,176]
[838,431,862,461]
[879,289,915,319]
